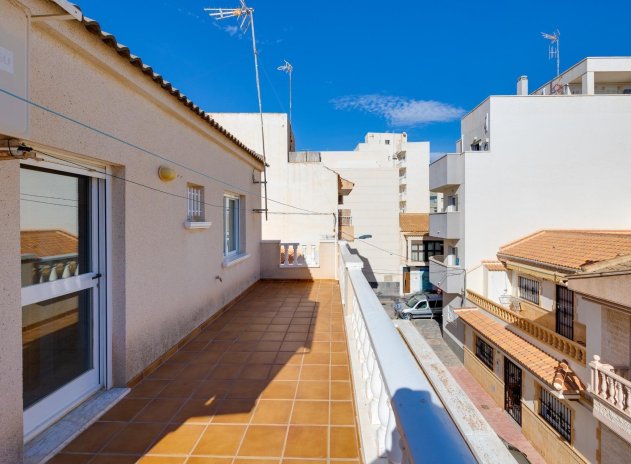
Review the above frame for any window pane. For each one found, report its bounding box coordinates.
[225,197,238,254]
[23,289,93,408]
[20,167,90,287]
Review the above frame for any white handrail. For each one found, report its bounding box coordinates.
[337,242,476,464]
[590,355,631,417]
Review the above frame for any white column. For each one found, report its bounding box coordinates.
[582,71,595,95]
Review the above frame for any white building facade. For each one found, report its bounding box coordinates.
[428,57,631,353]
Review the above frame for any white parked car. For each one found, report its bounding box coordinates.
[394,293,443,320]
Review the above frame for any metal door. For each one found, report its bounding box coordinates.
[504,359,522,425]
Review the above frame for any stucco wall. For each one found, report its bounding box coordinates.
[1,1,264,454]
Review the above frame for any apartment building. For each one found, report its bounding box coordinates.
[428,57,631,353]
[460,230,631,463]
[399,213,444,294]
[320,133,431,295]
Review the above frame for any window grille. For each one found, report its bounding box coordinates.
[540,388,571,441]
[475,336,494,370]
[518,276,539,304]
[556,285,574,340]
[187,185,204,222]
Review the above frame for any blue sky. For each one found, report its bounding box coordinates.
[76,0,631,154]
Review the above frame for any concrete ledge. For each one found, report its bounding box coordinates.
[397,321,517,464]
[24,388,129,464]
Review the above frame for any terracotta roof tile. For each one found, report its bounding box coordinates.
[456,309,585,394]
[498,230,631,271]
[399,213,429,234]
[481,260,505,272]
[21,230,78,258]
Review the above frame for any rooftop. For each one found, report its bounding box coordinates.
[399,213,429,234]
[456,309,585,396]
[497,229,631,272]
[21,230,77,258]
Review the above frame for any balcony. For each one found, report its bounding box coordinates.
[429,254,464,294]
[590,355,631,444]
[429,153,464,192]
[429,211,461,239]
[49,243,512,464]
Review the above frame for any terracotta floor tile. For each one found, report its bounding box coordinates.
[225,380,267,399]
[176,363,215,381]
[330,352,349,365]
[211,399,256,423]
[221,351,252,363]
[281,460,327,464]
[261,332,286,341]
[237,425,287,456]
[129,379,171,398]
[133,397,186,423]
[171,398,217,424]
[239,332,265,342]
[302,352,330,365]
[62,421,126,453]
[188,351,222,365]
[249,351,279,364]
[331,342,346,352]
[102,422,166,454]
[149,362,187,380]
[187,458,232,464]
[100,398,151,421]
[158,380,199,398]
[239,364,272,380]
[274,352,303,365]
[260,381,298,400]
[251,399,293,424]
[295,381,329,400]
[330,426,359,459]
[191,379,233,400]
[331,366,351,381]
[284,426,328,458]
[137,457,187,463]
[291,401,329,425]
[192,424,247,456]
[208,364,244,380]
[269,364,301,381]
[91,455,137,464]
[234,460,280,464]
[147,423,205,454]
[330,402,355,425]
[47,454,93,464]
[330,382,352,401]
[300,365,329,381]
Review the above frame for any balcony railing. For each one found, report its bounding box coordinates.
[279,242,319,267]
[429,153,464,192]
[590,355,631,418]
[337,242,477,463]
[429,255,464,294]
[429,211,461,239]
[467,290,587,365]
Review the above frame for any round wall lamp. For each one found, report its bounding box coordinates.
[158,165,177,182]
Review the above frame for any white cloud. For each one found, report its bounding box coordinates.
[330,94,465,127]
[223,25,239,37]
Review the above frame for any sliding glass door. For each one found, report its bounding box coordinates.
[20,163,104,440]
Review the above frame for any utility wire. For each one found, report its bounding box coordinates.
[0,87,327,216]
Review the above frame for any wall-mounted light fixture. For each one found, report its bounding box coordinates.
[158,165,177,182]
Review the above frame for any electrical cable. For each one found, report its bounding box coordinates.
[0,87,327,216]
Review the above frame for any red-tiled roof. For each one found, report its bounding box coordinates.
[481,260,505,272]
[399,213,429,234]
[498,230,631,271]
[21,230,78,258]
[456,309,584,394]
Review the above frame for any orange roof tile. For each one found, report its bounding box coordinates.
[481,260,505,272]
[497,230,631,271]
[456,309,584,394]
[21,230,78,258]
[399,213,429,234]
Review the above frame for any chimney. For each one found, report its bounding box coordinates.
[517,75,528,95]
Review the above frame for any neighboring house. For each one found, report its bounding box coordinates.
[209,113,350,280]
[399,213,443,294]
[320,133,431,295]
[1,0,264,457]
[460,230,631,464]
[428,57,631,353]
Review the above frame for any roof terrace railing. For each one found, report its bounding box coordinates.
[337,242,477,463]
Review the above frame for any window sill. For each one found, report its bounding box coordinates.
[222,253,250,268]
[184,221,212,230]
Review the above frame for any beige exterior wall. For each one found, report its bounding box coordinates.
[463,346,504,407]
[1,0,263,456]
[601,424,631,464]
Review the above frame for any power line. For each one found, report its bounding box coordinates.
[0,87,327,216]
[20,197,78,208]
[20,192,78,202]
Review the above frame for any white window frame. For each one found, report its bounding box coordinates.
[184,184,210,229]
[224,193,240,257]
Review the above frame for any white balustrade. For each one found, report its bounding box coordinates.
[337,241,476,464]
[590,355,631,417]
[279,242,319,268]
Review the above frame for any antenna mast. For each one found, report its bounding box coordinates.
[277,60,293,123]
[541,30,561,77]
[205,1,269,220]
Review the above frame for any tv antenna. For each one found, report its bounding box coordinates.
[205,0,269,220]
[541,30,561,77]
[277,60,293,123]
